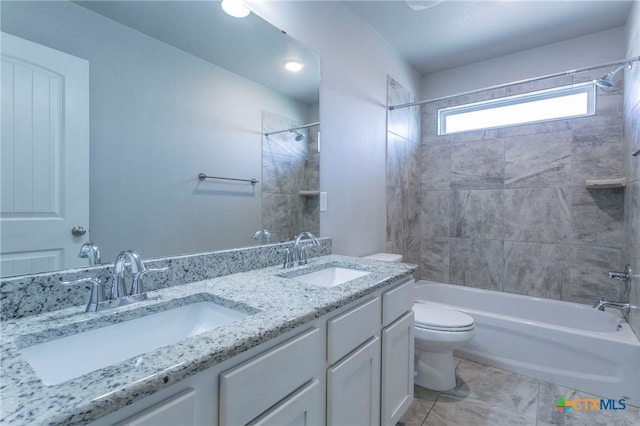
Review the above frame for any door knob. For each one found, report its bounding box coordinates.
[71,226,87,237]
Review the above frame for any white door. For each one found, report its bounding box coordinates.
[1,32,89,277]
[382,311,415,426]
[327,336,381,426]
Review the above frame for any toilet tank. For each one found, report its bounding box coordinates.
[362,253,403,262]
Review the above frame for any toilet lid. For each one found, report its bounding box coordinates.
[413,303,474,331]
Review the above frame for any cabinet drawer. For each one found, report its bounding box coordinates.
[327,297,380,364]
[117,388,196,426]
[382,279,414,327]
[220,328,322,426]
[249,379,322,426]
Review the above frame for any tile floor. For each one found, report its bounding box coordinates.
[398,358,640,426]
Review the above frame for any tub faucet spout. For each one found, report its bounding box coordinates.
[592,298,630,314]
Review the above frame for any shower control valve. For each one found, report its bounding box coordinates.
[609,264,632,295]
[609,265,631,281]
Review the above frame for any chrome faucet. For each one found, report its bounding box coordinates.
[277,247,295,268]
[592,298,630,314]
[293,232,319,266]
[78,242,101,265]
[252,229,272,244]
[63,249,166,312]
[112,250,147,301]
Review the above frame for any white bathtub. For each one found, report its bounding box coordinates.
[415,280,640,404]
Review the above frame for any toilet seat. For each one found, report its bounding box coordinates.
[413,303,474,332]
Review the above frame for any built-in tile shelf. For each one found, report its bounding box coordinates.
[299,190,320,196]
[584,178,626,188]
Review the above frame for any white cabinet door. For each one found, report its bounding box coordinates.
[327,337,381,426]
[1,32,89,277]
[249,380,322,426]
[382,312,414,426]
[220,328,322,426]
[117,389,196,426]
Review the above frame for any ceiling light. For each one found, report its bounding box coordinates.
[221,0,250,18]
[284,61,304,72]
[405,1,445,11]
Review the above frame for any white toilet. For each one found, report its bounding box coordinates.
[361,253,475,391]
[413,302,475,391]
[362,252,403,262]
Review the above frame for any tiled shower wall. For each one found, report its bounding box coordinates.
[623,3,640,338]
[262,111,320,243]
[418,71,626,304]
[386,78,422,272]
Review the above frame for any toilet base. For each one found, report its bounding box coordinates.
[415,349,456,391]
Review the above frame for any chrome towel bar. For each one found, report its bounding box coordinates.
[198,173,259,186]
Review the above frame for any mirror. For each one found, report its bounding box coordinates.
[0,0,320,277]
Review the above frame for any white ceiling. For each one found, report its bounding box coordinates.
[345,0,633,74]
[75,1,320,104]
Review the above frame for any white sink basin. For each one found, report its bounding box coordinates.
[294,267,370,288]
[20,301,249,385]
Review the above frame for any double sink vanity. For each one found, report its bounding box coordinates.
[0,247,417,426]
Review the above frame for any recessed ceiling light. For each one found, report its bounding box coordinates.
[405,1,445,11]
[221,0,250,18]
[284,61,304,72]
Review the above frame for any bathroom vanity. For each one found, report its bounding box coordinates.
[0,254,416,425]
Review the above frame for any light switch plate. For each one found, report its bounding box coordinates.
[320,192,327,211]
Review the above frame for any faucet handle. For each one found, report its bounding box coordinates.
[277,247,294,268]
[62,277,105,312]
[131,267,168,296]
[296,244,312,265]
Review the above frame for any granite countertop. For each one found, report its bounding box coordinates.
[0,255,416,425]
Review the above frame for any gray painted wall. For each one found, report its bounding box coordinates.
[2,1,310,261]
[623,1,640,338]
[252,1,422,257]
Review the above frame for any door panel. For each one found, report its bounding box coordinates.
[327,336,381,426]
[382,312,414,425]
[1,32,89,276]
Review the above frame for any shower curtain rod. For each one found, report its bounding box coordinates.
[388,56,640,111]
[264,121,320,136]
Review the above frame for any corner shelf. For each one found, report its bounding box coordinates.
[584,178,626,188]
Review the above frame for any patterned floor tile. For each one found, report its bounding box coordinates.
[424,394,534,426]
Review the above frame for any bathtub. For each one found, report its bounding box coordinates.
[415,280,640,404]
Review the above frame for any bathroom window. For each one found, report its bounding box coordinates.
[438,82,596,135]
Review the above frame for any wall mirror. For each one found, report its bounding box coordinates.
[0,0,321,278]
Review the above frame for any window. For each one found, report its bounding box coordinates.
[438,82,596,135]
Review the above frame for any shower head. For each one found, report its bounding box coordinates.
[594,64,629,92]
[291,130,305,141]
